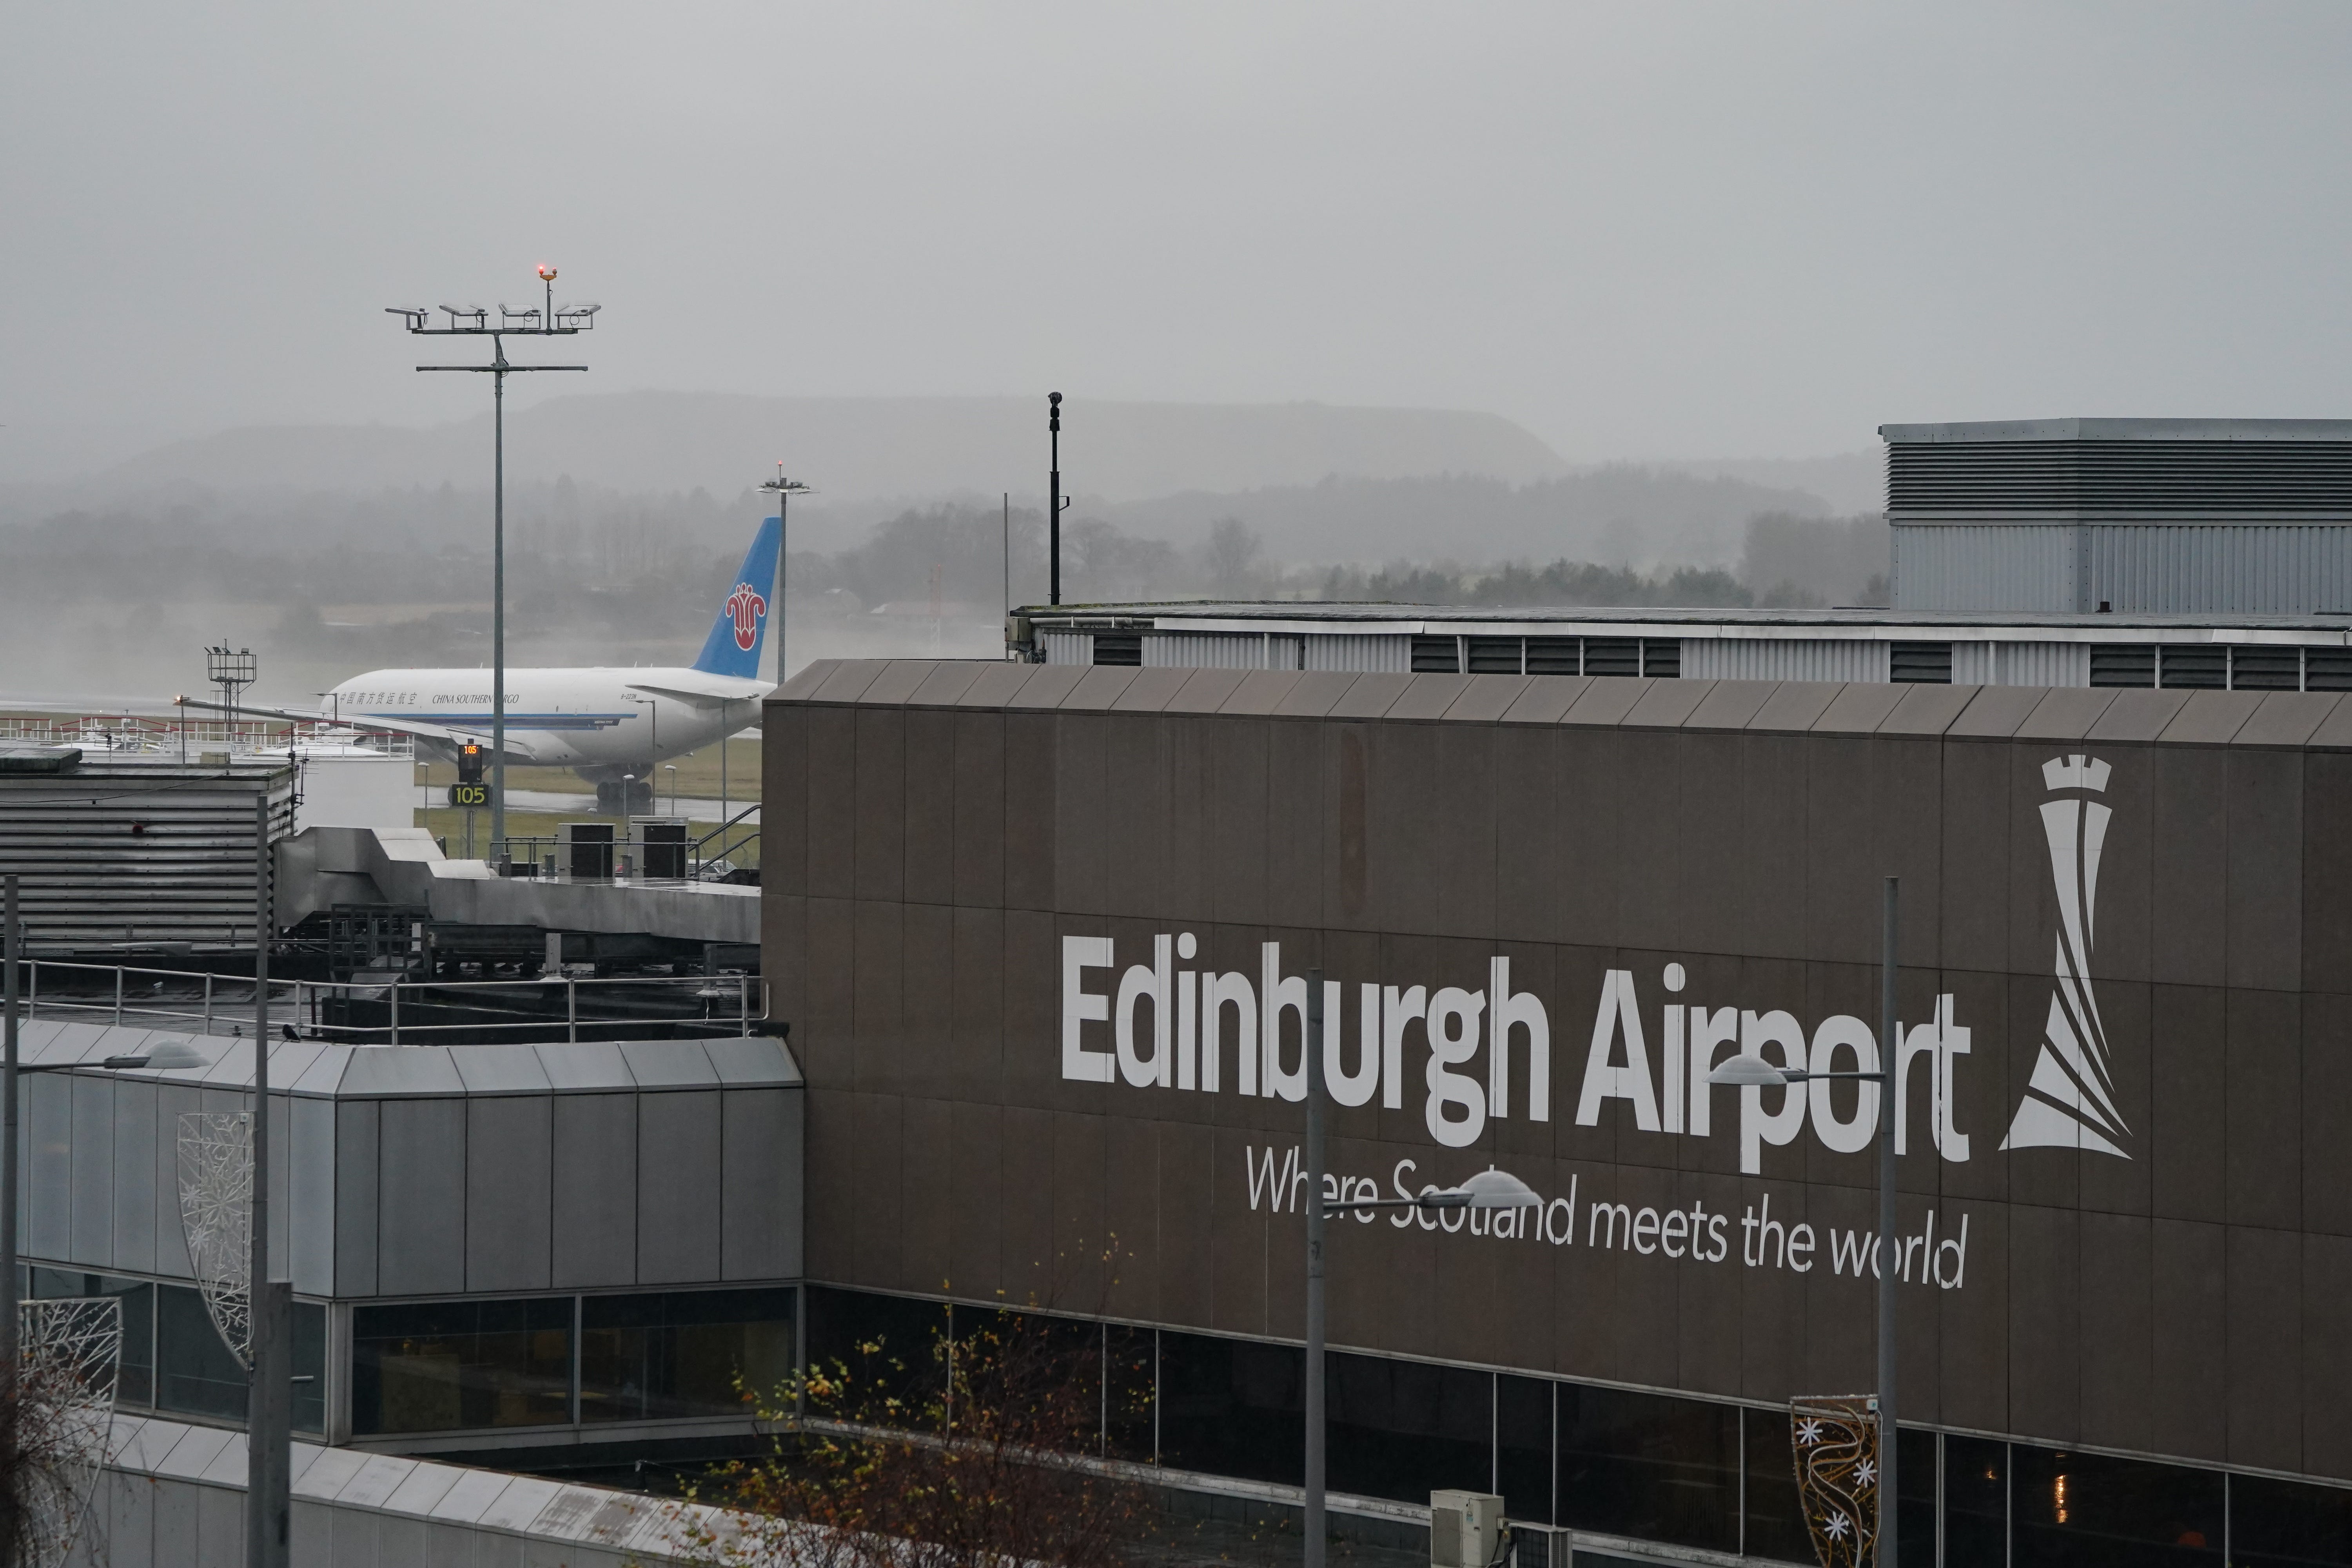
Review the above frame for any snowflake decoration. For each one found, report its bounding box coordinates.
[1855,1459,1877,1488]
[1796,1417,1824,1445]
[1825,1512,1851,1541]
[176,1111,255,1369]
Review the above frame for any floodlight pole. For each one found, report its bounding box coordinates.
[248,787,289,1568]
[759,469,814,688]
[1047,393,1067,606]
[390,279,595,867]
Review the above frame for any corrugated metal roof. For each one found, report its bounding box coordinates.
[777,657,2352,751]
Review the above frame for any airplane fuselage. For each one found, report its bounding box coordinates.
[322,666,769,782]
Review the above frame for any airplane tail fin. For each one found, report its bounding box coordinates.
[693,517,782,678]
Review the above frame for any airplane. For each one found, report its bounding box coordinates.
[183,517,781,813]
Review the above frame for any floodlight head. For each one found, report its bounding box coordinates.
[1709,1052,1800,1087]
[1453,1167,1543,1209]
[384,306,429,330]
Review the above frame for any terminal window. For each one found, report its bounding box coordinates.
[351,1296,572,1434]
[580,1287,796,1423]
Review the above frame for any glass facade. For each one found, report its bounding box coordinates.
[28,1269,325,1435]
[2010,1443,2225,1566]
[580,1287,795,1423]
[352,1297,573,1434]
[1559,1381,1739,1553]
[810,1288,2352,1568]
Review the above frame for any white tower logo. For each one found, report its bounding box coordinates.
[2001,753,2132,1158]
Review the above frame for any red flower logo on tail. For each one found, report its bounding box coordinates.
[726,583,768,651]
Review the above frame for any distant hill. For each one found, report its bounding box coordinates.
[87,391,1575,503]
[1105,468,1837,568]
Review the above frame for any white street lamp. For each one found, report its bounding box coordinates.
[1300,969,1540,1568]
[1710,875,1902,1568]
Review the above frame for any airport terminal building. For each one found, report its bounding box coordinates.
[764,655,2352,1567]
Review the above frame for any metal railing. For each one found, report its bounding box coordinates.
[472,829,759,884]
[0,715,415,759]
[15,959,767,1046]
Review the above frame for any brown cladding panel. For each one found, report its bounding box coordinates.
[901,708,956,907]
[1267,718,1327,932]
[2304,752,2352,995]
[764,704,810,897]
[1053,713,1110,918]
[2227,748,2304,992]
[2075,1210,2154,1453]
[2224,988,2302,1232]
[2149,1217,2228,1463]
[2152,745,2230,989]
[853,708,906,904]
[805,706,858,900]
[2227,1224,2304,1473]
[1492,726,1563,946]
[951,712,1007,909]
[1433,723,1497,942]
[2302,1233,2352,1478]
[2006,1202,2082,1446]
[1002,713,1058,912]
[1105,712,1171,922]
[1209,720,1273,929]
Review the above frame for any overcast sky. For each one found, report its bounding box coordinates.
[7,2,2349,481]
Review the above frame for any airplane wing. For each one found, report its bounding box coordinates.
[171,695,547,763]
[623,677,773,710]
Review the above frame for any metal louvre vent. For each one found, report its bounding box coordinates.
[2160,646,2228,688]
[2308,649,2352,691]
[1890,641,1952,683]
[1888,440,2352,515]
[2090,645,2156,688]
[1411,635,1460,673]
[1640,639,1680,678]
[1091,632,1141,666]
[1465,636,1523,673]
[1584,638,1640,677]
[1526,637,1581,675]
[2230,647,2303,691]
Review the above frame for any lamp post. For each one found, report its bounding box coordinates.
[1300,968,1542,1568]
[1709,876,1900,1568]
[1047,394,1070,606]
[758,469,814,688]
[386,271,598,867]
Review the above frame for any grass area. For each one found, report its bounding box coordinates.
[414,735,762,801]
[413,805,762,869]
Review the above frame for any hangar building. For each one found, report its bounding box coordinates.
[764,655,2352,1566]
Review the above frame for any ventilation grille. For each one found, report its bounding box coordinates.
[2090,645,2156,688]
[1410,635,1459,673]
[1091,632,1141,666]
[1890,642,1952,683]
[1888,440,2352,515]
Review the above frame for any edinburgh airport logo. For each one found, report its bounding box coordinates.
[726,583,768,651]
[2000,753,2132,1159]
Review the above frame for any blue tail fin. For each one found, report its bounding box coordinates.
[693,517,782,677]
